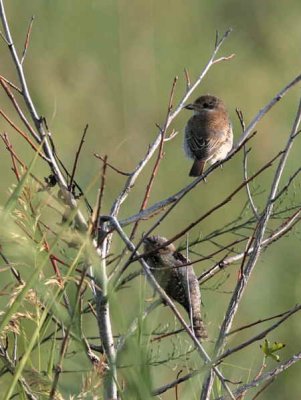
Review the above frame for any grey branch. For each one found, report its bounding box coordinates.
[93,234,118,400]
[215,351,301,400]
[0,0,87,231]
[108,29,233,237]
[106,216,236,400]
[200,97,301,399]
[199,206,301,284]
[115,74,301,229]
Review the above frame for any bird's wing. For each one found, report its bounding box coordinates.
[186,130,210,160]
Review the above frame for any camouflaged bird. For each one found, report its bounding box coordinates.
[143,235,208,341]
[184,95,233,177]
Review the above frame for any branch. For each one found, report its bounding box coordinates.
[107,29,233,234]
[69,124,89,190]
[216,351,301,400]
[200,97,301,399]
[216,304,301,363]
[0,345,38,400]
[0,0,88,231]
[125,148,279,269]
[20,15,34,64]
[93,232,118,400]
[199,207,301,284]
[129,76,178,240]
[105,216,236,400]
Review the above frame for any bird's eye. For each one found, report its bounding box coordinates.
[203,102,209,108]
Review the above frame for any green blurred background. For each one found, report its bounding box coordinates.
[0,0,301,398]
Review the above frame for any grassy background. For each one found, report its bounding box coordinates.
[0,0,301,399]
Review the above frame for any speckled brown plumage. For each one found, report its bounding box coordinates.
[143,235,208,341]
[184,95,233,177]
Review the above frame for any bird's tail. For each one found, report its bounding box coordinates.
[189,160,206,177]
[193,314,208,341]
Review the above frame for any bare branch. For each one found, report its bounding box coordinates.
[0,107,47,159]
[93,228,118,399]
[216,304,301,363]
[94,153,131,176]
[216,351,301,400]
[108,28,234,230]
[69,124,89,190]
[211,53,235,65]
[0,0,88,231]
[0,76,41,143]
[20,15,34,64]
[184,67,191,91]
[199,207,301,284]
[235,74,301,149]
[106,216,236,400]
[200,97,301,399]
[125,149,280,269]
[129,76,178,240]
[243,145,260,219]
[90,155,108,237]
[0,74,22,93]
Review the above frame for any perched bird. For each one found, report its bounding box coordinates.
[143,235,208,341]
[184,94,233,177]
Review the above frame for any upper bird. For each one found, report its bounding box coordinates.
[184,95,233,177]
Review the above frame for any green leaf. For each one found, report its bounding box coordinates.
[260,339,286,362]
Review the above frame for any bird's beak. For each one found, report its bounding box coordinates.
[184,104,195,110]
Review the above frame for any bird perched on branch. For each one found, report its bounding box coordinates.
[184,94,233,177]
[143,235,207,341]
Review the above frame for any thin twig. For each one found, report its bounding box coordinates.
[199,207,301,284]
[152,370,198,396]
[0,107,47,159]
[21,15,34,64]
[0,249,23,285]
[216,304,301,363]
[69,124,89,190]
[227,305,299,336]
[129,76,178,240]
[1,132,20,180]
[236,108,260,220]
[0,76,41,143]
[90,155,107,237]
[184,68,191,91]
[212,53,235,65]
[0,74,22,93]
[94,153,131,176]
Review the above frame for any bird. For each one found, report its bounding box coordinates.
[143,235,208,341]
[184,94,233,177]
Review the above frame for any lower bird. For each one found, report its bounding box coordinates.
[184,94,233,177]
[143,235,208,341]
